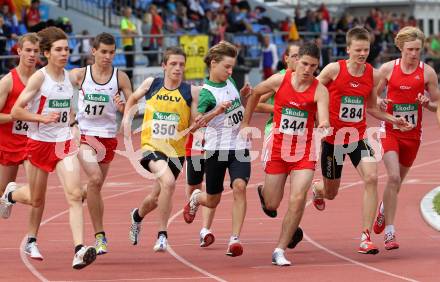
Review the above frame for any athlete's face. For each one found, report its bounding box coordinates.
[296,55,318,80]
[93,43,116,67]
[45,39,69,68]
[163,54,186,81]
[284,45,299,71]
[17,40,39,68]
[211,56,236,82]
[347,39,370,64]
[400,39,422,64]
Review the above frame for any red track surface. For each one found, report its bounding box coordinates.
[1,113,439,282]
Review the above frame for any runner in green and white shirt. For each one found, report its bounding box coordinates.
[183,41,252,257]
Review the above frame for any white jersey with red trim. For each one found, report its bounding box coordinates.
[76,65,119,138]
[27,67,73,142]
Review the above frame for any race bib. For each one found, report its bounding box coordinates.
[192,128,205,151]
[280,107,308,135]
[339,96,364,122]
[12,120,28,135]
[151,111,180,139]
[83,93,110,118]
[393,103,417,129]
[224,99,244,128]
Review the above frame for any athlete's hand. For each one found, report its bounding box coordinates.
[316,121,331,140]
[394,116,414,131]
[417,93,430,108]
[379,98,392,111]
[40,112,60,124]
[240,83,252,98]
[114,93,125,113]
[216,100,232,114]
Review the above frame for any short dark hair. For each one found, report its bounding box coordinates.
[298,42,320,60]
[93,32,115,49]
[346,26,370,46]
[163,46,186,64]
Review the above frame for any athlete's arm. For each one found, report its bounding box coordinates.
[376,61,393,111]
[367,73,412,131]
[316,62,339,86]
[69,67,86,88]
[116,70,133,113]
[193,88,231,129]
[255,91,275,113]
[315,83,330,129]
[241,72,284,128]
[0,73,13,124]
[190,85,202,124]
[11,71,60,124]
[421,65,439,112]
[121,77,153,135]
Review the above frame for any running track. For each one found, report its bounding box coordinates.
[1,113,439,282]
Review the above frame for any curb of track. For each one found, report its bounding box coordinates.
[420,186,440,232]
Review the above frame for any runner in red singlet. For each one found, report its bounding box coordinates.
[311,27,411,255]
[241,43,330,266]
[373,26,439,250]
[0,33,47,261]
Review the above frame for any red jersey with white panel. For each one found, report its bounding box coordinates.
[383,59,424,140]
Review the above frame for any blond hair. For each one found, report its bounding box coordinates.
[17,33,40,48]
[395,26,425,49]
[204,41,237,68]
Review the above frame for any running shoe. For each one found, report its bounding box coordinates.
[72,246,96,270]
[183,189,201,224]
[95,234,108,255]
[24,241,43,260]
[200,229,215,247]
[272,249,291,266]
[0,182,17,219]
[384,232,399,250]
[311,181,325,211]
[373,201,385,234]
[129,209,142,245]
[358,230,379,255]
[153,234,168,252]
[226,237,243,257]
[287,227,303,249]
[257,185,277,218]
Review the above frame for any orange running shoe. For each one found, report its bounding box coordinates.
[358,230,379,255]
[373,201,385,234]
[312,181,325,211]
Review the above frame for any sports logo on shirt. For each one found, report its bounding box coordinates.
[349,82,360,88]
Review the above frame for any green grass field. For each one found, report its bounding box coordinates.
[433,192,440,215]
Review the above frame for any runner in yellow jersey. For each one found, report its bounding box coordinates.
[123,46,228,252]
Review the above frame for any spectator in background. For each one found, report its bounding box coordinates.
[140,12,155,66]
[1,4,18,36]
[0,14,11,74]
[120,6,137,80]
[261,34,278,79]
[26,0,43,32]
[335,13,349,56]
[149,4,163,66]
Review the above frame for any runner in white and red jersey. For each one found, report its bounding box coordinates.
[241,43,329,266]
[70,32,132,256]
[373,26,439,250]
[311,27,411,255]
[0,33,48,261]
[9,27,97,269]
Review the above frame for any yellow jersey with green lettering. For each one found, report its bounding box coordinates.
[141,77,192,157]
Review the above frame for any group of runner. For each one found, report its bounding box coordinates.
[0,24,439,269]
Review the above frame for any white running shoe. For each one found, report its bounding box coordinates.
[199,229,215,247]
[153,234,168,252]
[72,246,97,270]
[24,241,43,261]
[129,209,142,245]
[226,237,243,257]
[272,249,291,266]
[0,182,17,219]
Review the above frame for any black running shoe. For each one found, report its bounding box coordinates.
[287,227,303,249]
[257,185,277,218]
